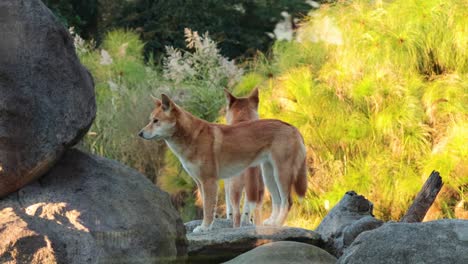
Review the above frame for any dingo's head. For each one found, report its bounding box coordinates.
[138,94,178,140]
[224,88,259,124]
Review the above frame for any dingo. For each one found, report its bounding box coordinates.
[139,94,307,233]
[224,88,264,227]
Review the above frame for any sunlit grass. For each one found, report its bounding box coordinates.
[239,0,468,224]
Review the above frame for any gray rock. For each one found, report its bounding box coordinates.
[0,149,187,263]
[0,0,96,198]
[224,241,337,264]
[338,220,468,264]
[316,191,383,256]
[187,225,323,263]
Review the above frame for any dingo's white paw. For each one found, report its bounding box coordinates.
[240,215,251,226]
[193,224,211,233]
[263,218,275,226]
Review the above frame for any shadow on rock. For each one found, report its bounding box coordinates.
[0,149,187,264]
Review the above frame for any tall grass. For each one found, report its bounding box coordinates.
[236,0,467,228]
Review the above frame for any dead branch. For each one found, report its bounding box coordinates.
[401,170,443,223]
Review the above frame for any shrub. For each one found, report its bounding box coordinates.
[161,28,243,122]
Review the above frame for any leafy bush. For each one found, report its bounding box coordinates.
[161,28,243,122]
[237,0,467,228]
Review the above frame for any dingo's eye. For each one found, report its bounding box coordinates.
[153,119,159,124]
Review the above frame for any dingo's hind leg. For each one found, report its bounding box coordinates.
[253,173,265,225]
[274,163,293,226]
[261,162,280,226]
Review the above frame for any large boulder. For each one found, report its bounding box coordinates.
[224,241,337,264]
[0,0,96,197]
[187,224,322,263]
[316,191,383,256]
[0,149,187,263]
[338,220,468,264]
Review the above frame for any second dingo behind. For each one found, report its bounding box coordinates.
[224,88,264,227]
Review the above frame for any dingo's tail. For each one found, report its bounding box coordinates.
[294,158,308,198]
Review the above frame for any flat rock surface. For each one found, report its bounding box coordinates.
[0,149,187,264]
[224,241,337,264]
[0,0,96,197]
[338,219,468,264]
[186,222,323,263]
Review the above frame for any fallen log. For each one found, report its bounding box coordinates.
[400,170,443,223]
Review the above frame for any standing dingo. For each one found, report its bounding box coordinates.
[224,88,264,227]
[139,94,307,232]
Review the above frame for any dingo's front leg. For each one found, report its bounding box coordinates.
[224,179,232,219]
[193,178,218,233]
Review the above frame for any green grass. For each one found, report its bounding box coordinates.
[237,0,468,229]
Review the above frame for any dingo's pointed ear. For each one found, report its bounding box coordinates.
[224,88,236,108]
[161,94,173,112]
[151,95,162,106]
[249,87,259,105]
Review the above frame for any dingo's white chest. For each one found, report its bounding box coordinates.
[165,140,200,179]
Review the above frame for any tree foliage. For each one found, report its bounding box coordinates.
[44,0,312,59]
[43,0,98,38]
[114,0,311,59]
